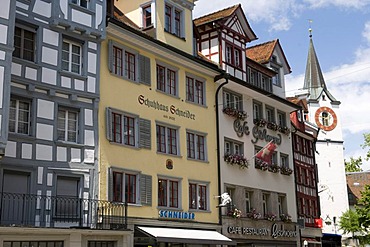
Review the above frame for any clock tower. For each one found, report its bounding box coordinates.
[301,33,348,238]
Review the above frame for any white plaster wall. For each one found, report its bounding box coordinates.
[87,76,96,93]
[0,0,10,19]
[25,67,37,81]
[41,67,57,85]
[33,0,51,18]
[11,62,22,76]
[36,123,54,141]
[71,148,81,162]
[0,51,5,60]
[21,143,32,159]
[61,76,72,88]
[42,47,58,66]
[84,109,93,126]
[87,52,97,74]
[37,99,54,120]
[84,130,94,146]
[43,28,59,46]
[74,79,85,91]
[36,144,53,161]
[0,66,4,108]
[5,141,16,157]
[95,3,103,29]
[57,146,67,162]
[0,25,8,44]
[72,9,91,27]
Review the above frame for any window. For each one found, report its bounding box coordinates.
[186,76,205,105]
[321,111,329,126]
[262,193,269,216]
[265,106,275,123]
[277,111,286,127]
[142,5,152,28]
[112,45,137,80]
[156,64,177,96]
[9,98,30,135]
[156,124,178,155]
[245,191,252,213]
[5,242,63,247]
[158,178,179,208]
[57,108,78,143]
[224,139,243,155]
[278,195,285,216]
[62,40,82,74]
[281,153,289,168]
[112,46,123,76]
[187,131,206,161]
[253,101,263,120]
[110,111,136,146]
[225,187,235,212]
[272,67,281,86]
[72,0,88,8]
[113,171,137,204]
[271,152,277,165]
[14,26,35,62]
[223,90,242,110]
[56,176,79,218]
[225,43,242,68]
[189,182,208,210]
[164,4,183,37]
[249,69,258,86]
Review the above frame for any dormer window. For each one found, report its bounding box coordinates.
[165,4,183,38]
[142,5,152,28]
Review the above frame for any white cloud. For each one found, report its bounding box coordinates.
[303,0,370,9]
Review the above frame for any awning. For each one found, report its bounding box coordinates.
[136,226,236,245]
[303,237,322,244]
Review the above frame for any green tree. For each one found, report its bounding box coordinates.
[345,157,363,172]
[357,184,370,229]
[339,209,363,245]
[361,133,370,161]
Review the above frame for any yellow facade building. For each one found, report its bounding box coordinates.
[99,0,234,245]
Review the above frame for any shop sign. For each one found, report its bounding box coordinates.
[159,210,195,220]
[138,95,196,120]
[251,126,282,145]
[227,223,297,239]
[233,119,250,137]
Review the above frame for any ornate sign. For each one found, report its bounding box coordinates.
[251,126,282,145]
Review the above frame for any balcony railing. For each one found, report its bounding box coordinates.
[0,192,127,230]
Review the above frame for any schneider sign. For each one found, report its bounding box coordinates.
[227,223,297,239]
[138,95,196,120]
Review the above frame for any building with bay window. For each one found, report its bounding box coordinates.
[195,5,300,246]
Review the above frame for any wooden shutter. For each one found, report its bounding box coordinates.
[108,40,113,73]
[138,54,151,85]
[105,107,113,141]
[140,174,152,206]
[139,118,151,149]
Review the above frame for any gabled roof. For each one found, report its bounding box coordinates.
[303,36,339,103]
[246,39,291,74]
[194,4,240,26]
[287,97,308,112]
[194,4,257,42]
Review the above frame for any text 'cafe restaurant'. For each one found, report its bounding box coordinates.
[134,210,236,246]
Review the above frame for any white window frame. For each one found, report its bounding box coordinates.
[277,111,286,127]
[9,97,31,135]
[14,24,36,62]
[112,169,139,205]
[62,39,82,74]
[223,90,242,110]
[189,181,209,211]
[253,101,263,120]
[57,107,79,143]
[262,193,269,216]
[110,110,138,147]
[281,153,289,168]
[158,177,181,209]
[71,0,88,8]
[265,105,275,123]
[164,3,184,38]
[224,138,243,156]
[186,130,207,161]
[245,191,251,213]
[156,123,179,155]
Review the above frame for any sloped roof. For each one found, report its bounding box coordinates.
[194,4,240,26]
[246,40,277,64]
[113,7,140,30]
[303,36,338,103]
[346,172,370,205]
[246,39,291,74]
[287,97,308,112]
[194,4,257,41]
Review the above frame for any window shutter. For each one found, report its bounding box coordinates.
[105,107,113,141]
[108,167,113,201]
[140,174,152,206]
[138,54,151,85]
[108,40,113,73]
[139,118,151,149]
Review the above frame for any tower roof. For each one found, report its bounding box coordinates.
[303,36,338,103]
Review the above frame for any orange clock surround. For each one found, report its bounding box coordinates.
[314,107,337,131]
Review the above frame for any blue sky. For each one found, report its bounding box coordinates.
[194,0,370,170]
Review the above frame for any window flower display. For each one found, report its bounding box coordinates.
[224,153,249,169]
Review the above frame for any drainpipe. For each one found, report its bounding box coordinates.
[214,72,230,226]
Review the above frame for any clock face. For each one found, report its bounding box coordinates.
[314,107,337,131]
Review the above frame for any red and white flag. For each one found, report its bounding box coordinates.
[255,141,277,164]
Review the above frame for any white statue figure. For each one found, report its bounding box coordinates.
[215,192,232,207]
